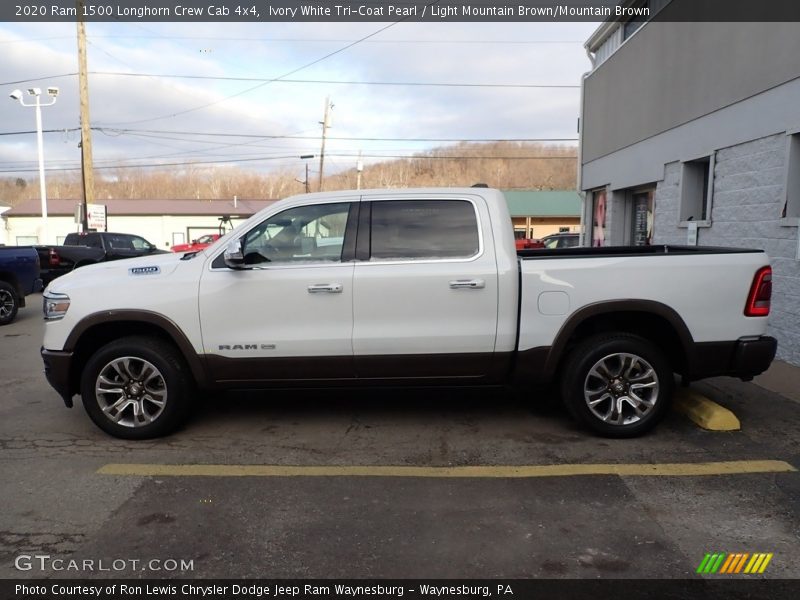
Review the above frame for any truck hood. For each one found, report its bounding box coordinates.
[47,252,185,294]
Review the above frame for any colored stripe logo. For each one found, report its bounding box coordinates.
[696,552,773,574]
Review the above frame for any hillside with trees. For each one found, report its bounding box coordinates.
[1,142,576,205]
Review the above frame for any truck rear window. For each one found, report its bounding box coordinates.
[370,200,479,260]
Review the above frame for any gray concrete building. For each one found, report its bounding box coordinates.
[579,1,800,366]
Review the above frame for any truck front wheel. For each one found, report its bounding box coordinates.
[80,336,192,439]
[561,333,673,438]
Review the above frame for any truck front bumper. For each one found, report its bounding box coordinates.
[690,336,777,382]
[41,347,74,407]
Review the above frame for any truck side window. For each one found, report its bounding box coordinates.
[370,200,479,260]
[84,235,102,248]
[241,202,350,264]
[130,236,151,250]
[107,235,133,250]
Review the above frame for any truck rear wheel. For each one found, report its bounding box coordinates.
[80,336,192,439]
[0,281,19,325]
[561,333,673,438]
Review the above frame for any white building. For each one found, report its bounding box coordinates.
[3,198,275,250]
[0,205,9,245]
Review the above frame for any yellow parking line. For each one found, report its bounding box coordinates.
[97,460,795,478]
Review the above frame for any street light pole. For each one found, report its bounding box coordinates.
[10,87,59,245]
[299,154,314,193]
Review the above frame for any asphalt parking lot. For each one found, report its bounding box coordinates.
[1,295,799,580]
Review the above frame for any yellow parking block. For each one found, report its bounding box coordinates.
[674,388,741,431]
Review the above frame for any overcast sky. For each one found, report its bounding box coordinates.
[0,19,599,182]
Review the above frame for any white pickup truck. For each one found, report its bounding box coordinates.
[41,188,776,439]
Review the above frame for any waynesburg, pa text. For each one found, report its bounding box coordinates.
[15,583,512,597]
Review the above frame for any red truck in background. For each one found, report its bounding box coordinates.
[515,237,545,250]
[171,233,222,253]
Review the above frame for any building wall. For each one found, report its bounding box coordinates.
[583,18,800,163]
[586,130,800,365]
[582,76,800,193]
[651,134,800,365]
[581,14,800,365]
[511,217,580,238]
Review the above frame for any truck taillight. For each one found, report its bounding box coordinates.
[745,266,772,317]
[48,248,60,266]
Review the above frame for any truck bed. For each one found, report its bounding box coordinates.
[518,245,765,259]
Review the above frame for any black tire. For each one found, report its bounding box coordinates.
[0,281,19,326]
[560,333,674,438]
[80,336,192,439]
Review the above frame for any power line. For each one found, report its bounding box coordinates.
[0,128,79,136]
[90,71,580,89]
[94,127,579,143]
[2,126,577,149]
[0,73,77,86]
[84,35,584,45]
[99,18,412,127]
[2,71,580,90]
[0,153,577,174]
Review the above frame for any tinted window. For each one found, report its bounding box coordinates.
[107,235,135,250]
[241,202,350,265]
[370,200,479,260]
[561,235,579,248]
[84,234,102,248]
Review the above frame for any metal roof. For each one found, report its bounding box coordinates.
[5,192,581,219]
[501,191,582,217]
[4,198,276,217]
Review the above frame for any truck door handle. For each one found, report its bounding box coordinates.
[307,283,343,294]
[449,279,485,290]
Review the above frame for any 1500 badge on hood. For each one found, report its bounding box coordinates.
[128,266,161,276]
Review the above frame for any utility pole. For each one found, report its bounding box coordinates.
[317,97,331,192]
[356,150,363,190]
[76,0,95,231]
[298,154,314,193]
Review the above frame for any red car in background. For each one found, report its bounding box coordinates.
[171,233,222,253]
[515,237,545,250]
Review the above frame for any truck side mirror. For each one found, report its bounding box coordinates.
[223,239,246,269]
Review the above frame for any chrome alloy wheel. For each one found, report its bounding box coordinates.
[0,289,14,319]
[583,352,659,426]
[94,356,167,428]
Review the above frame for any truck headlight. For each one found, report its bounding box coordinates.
[43,291,70,321]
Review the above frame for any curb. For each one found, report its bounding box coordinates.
[674,388,741,431]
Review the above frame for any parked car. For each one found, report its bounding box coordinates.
[37,232,166,286]
[514,237,545,250]
[171,233,222,253]
[540,232,580,249]
[41,188,776,439]
[0,245,41,325]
